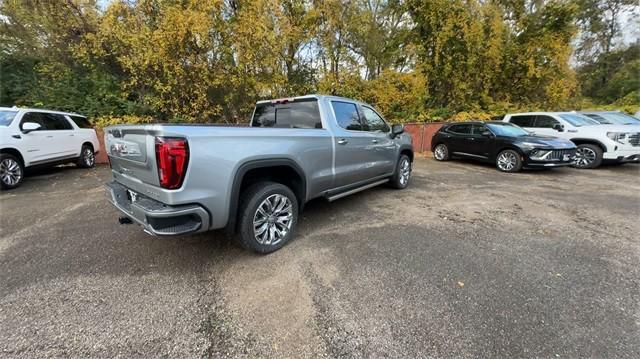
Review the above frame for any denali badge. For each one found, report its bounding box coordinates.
[110,141,141,157]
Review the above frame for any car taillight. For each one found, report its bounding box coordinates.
[155,137,189,189]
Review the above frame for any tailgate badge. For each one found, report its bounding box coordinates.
[110,142,141,157]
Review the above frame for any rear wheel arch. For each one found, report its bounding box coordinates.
[227,159,306,233]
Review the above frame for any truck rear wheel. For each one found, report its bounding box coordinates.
[237,181,298,253]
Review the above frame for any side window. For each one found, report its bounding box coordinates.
[361,106,390,132]
[44,114,73,130]
[331,101,363,131]
[20,112,47,130]
[472,124,489,135]
[447,124,472,135]
[69,115,92,128]
[251,100,322,129]
[534,115,559,128]
[509,115,535,127]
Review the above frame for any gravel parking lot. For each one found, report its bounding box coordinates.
[1,158,639,358]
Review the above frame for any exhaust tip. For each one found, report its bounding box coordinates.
[118,216,133,225]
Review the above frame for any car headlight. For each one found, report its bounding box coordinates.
[607,132,628,144]
[520,142,543,147]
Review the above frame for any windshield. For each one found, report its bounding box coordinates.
[585,112,640,125]
[0,110,18,126]
[486,123,529,137]
[559,114,599,127]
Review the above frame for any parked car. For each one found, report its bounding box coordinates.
[0,107,101,189]
[503,112,640,168]
[104,95,413,253]
[431,121,576,172]
[579,111,640,125]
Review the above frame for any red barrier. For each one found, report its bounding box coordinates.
[95,128,108,164]
[404,123,444,153]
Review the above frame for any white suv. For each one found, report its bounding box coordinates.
[503,112,640,168]
[0,107,101,189]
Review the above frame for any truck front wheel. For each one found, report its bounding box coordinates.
[237,181,299,253]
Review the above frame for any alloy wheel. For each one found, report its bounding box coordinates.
[497,152,517,171]
[399,158,411,186]
[0,158,22,186]
[83,148,95,167]
[434,145,446,160]
[574,147,596,168]
[253,194,294,246]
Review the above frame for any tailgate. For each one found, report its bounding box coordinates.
[105,126,160,187]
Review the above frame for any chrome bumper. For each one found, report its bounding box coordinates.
[105,181,210,236]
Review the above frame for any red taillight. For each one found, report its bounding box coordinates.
[155,137,189,189]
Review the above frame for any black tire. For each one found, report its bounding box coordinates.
[237,181,299,254]
[496,149,523,172]
[0,153,25,190]
[390,154,412,189]
[433,143,450,161]
[77,144,95,168]
[573,144,603,169]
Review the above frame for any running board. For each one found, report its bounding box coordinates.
[326,179,389,202]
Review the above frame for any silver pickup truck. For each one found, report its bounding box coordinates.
[104,95,413,253]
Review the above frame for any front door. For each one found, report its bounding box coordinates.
[359,105,396,176]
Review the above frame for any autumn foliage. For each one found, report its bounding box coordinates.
[0,0,637,125]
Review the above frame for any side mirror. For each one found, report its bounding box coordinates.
[481,130,493,137]
[553,123,564,132]
[21,122,42,134]
[391,124,404,137]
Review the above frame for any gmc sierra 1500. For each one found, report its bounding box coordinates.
[105,95,413,253]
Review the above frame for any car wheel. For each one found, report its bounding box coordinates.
[237,181,298,253]
[0,153,24,190]
[573,144,603,169]
[433,143,450,161]
[496,149,522,172]
[390,154,412,189]
[77,145,95,168]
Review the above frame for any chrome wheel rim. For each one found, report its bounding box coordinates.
[253,194,293,246]
[574,147,596,168]
[399,158,411,186]
[434,145,446,160]
[0,158,22,186]
[83,148,95,167]
[497,152,517,171]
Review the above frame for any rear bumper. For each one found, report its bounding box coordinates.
[105,181,210,236]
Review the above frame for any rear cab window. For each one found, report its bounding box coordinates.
[251,99,322,129]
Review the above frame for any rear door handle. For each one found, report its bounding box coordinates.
[69,134,75,136]
[46,135,54,138]
[371,139,378,144]
[338,139,348,145]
